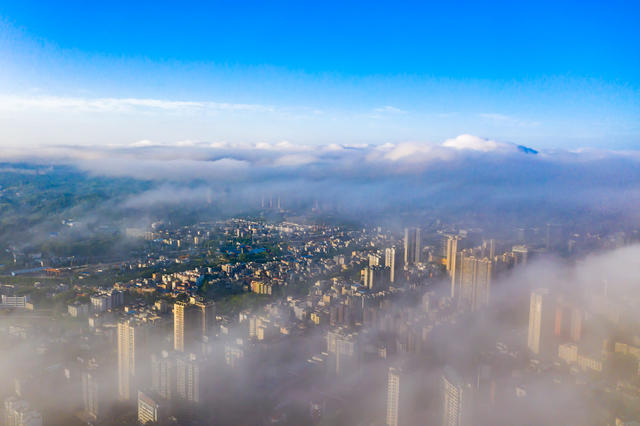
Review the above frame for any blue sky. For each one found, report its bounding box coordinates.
[0,0,638,149]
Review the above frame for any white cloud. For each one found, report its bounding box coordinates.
[0,95,273,114]
[273,154,318,167]
[0,135,637,201]
[382,143,437,161]
[442,134,511,152]
[373,105,407,114]
[130,139,155,147]
[1,134,639,222]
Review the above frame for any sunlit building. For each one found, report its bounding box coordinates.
[174,298,215,353]
[385,247,397,283]
[118,320,148,401]
[527,288,553,355]
[137,390,163,425]
[442,367,472,426]
[451,250,493,311]
[386,366,411,426]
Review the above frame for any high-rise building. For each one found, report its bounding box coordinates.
[473,258,492,309]
[90,294,110,312]
[110,290,125,308]
[118,320,147,401]
[192,298,215,340]
[224,343,244,369]
[481,239,496,259]
[151,350,175,400]
[81,368,102,421]
[385,247,397,283]
[336,337,357,376]
[554,302,583,343]
[422,291,435,313]
[327,329,359,375]
[137,390,163,425]
[404,228,421,266]
[545,224,563,250]
[4,396,42,426]
[442,367,471,426]
[174,299,215,353]
[527,288,553,355]
[173,301,189,353]
[386,367,410,426]
[445,236,460,274]
[570,307,583,342]
[176,353,201,403]
[512,245,528,265]
[451,251,493,311]
[363,265,389,291]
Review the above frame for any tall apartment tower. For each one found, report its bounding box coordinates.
[363,265,388,291]
[386,367,411,426]
[451,251,493,311]
[151,350,175,400]
[81,369,102,421]
[118,320,147,401]
[442,366,471,426]
[527,288,553,355]
[445,236,459,274]
[327,329,359,376]
[462,256,492,311]
[473,258,493,310]
[480,238,496,259]
[137,390,163,425]
[385,247,397,283]
[174,301,189,352]
[192,299,215,341]
[174,299,215,353]
[512,245,528,265]
[554,301,583,343]
[336,337,357,376]
[404,228,421,266]
[176,353,201,403]
[3,397,42,426]
[570,307,583,342]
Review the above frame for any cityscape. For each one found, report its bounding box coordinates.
[1,1,639,425]
[0,189,639,425]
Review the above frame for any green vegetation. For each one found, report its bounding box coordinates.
[0,164,150,236]
[215,292,274,316]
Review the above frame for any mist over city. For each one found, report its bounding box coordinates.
[0,1,639,426]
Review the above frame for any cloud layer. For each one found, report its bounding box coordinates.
[2,134,640,225]
[0,134,538,179]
